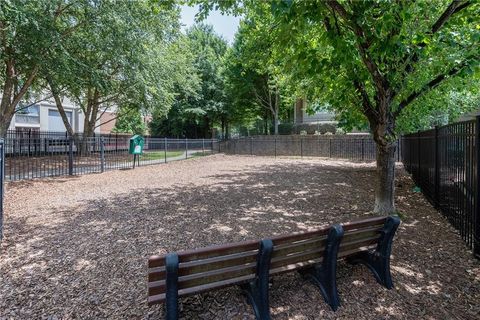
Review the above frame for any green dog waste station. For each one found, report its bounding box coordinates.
[129,135,144,168]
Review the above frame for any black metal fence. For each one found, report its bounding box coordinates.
[0,138,4,240]
[220,135,401,162]
[4,133,219,181]
[401,119,480,258]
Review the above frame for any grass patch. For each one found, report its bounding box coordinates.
[140,151,184,161]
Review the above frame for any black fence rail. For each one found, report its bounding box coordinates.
[4,135,219,181]
[401,120,480,258]
[219,135,401,162]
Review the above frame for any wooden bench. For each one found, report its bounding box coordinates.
[148,215,400,320]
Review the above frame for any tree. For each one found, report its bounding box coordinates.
[0,0,90,136]
[150,24,227,138]
[224,13,288,135]
[44,1,181,151]
[112,108,146,135]
[195,0,480,214]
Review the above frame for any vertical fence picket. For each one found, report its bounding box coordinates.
[164,137,168,163]
[475,116,480,258]
[0,139,4,241]
[434,126,439,208]
[68,137,74,176]
[100,137,105,173]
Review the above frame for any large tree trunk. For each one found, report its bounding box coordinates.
[0,114,13,138]
[0,60,38,138]
[374,141,396,214]
[368,94,397,215]
[48,78,75,138]
[78,88,100,155]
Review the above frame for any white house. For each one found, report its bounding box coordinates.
[294,98,337,125]
[293,98,337,134]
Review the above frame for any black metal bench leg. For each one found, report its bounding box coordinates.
[241,239,273,320]
[299,224,344,311]
[347,216,401,289]
[165,253,179,320]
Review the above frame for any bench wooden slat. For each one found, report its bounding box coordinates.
[148,255,165,268]
[271,227,329,246]
[149,262,257,295]
[271,237,327,259]
[339,236,380,254]
[148,273,257,306]
[148,239,259,267]
[178,240,259,263]
[270,247,324,270]
[342,216,386,231]
[148,250,258,281]
[270,257,323,276]
[342,229,382,243]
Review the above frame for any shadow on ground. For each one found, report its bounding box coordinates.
[1,158,479,319]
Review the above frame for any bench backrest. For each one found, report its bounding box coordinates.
[148,216,388,306]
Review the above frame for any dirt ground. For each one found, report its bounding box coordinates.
[1,154,479,319]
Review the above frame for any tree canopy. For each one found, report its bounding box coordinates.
[193,0,480,214]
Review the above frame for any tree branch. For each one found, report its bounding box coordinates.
[431,1,471,34]
[10,66,39,110]
[400,1,472,76]
[353,79,379,123]
[395,57,477,117]
[326,1,390,94]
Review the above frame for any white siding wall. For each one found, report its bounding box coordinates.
[10,98,102,133]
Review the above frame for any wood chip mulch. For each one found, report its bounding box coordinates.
[1,154,479,319]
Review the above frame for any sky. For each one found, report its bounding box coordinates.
[180,5,241,43]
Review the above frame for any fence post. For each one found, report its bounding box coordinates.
[202,138,205,156]
[417,131,421,176]
[185,137,188,159]
[28,129,31,155]
[397,138,401,162]
[300,137,303,158]
[100,137,105,173]
[361,138,365,161]
[250,137,253,155]
[164,137,168,163]
[474,116,480,258]
[329,139,332,158]
[68,137,74,176]
[0,139,4,241]
[434,126,439,208]
[274,137,277,158]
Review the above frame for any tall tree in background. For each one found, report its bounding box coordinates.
[150,24,227,138]
[112,107,146,135]
[223,10,289,135]
[195,0,480,214]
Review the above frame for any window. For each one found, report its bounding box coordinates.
[48,109,72,132]
[15,104,40,124]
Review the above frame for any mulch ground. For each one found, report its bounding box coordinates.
[1,154,479,319]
